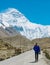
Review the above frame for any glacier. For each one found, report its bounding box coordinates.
[0,8,50,40]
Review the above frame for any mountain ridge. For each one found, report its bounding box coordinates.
[0,8,50,40]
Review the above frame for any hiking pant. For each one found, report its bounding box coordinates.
[35,52,38,61]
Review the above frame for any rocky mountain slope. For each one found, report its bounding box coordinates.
[0,8,50,40]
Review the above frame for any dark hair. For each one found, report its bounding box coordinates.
[36,43,38,45]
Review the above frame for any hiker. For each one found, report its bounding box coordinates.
[33,43,40,62]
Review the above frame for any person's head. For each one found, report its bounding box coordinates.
[35,43,38,46]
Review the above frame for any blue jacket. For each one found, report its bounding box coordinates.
[33,45,40,53]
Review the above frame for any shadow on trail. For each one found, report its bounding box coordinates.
[30,61,38,63]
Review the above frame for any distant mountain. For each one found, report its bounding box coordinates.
[0,26,19,38]
[0,8,50,40]
[0,27,8,37]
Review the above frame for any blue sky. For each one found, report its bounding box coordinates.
[0,0,50,25]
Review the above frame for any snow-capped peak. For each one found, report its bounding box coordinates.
[4,8,23,18]
[0,8,50,40]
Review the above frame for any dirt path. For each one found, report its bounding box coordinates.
[0,50,48,65]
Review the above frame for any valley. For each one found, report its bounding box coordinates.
[0,35,50,61]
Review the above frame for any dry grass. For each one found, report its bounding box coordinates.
[0,36,50,60]
[32,37,50,49]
